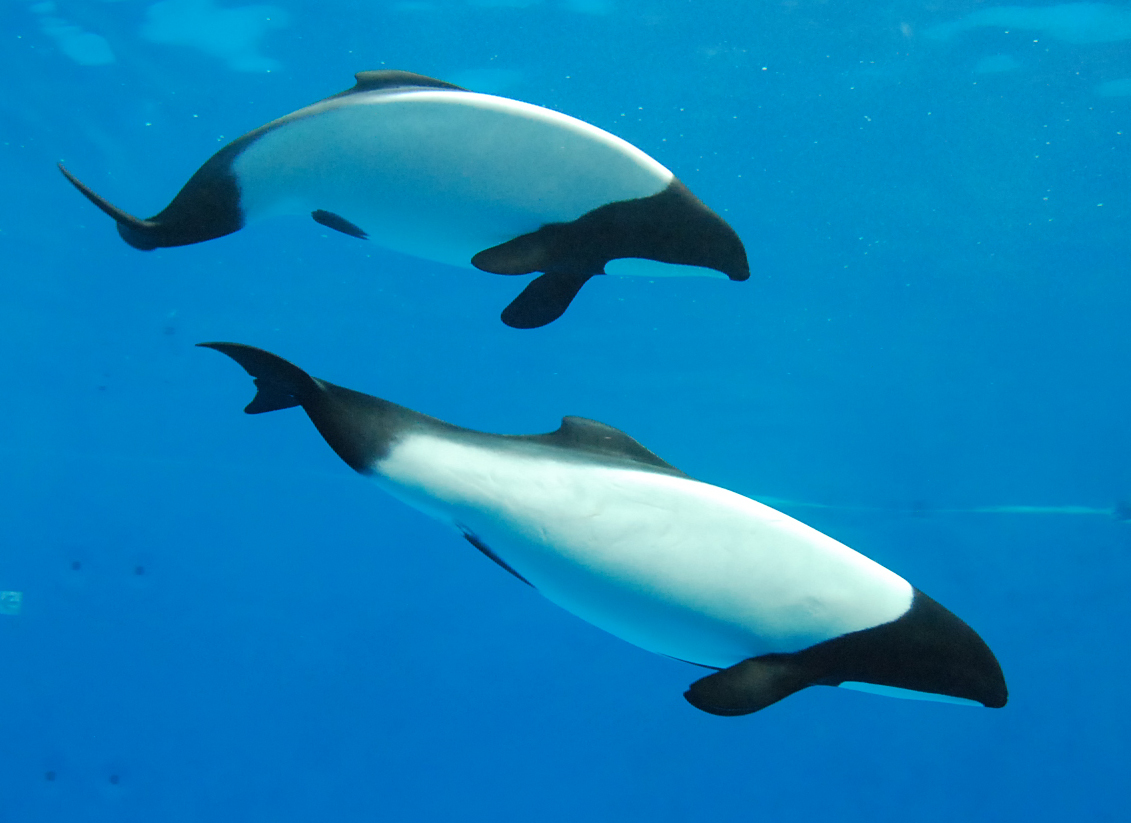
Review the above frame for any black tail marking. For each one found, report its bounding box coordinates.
[57,163,161,251]
[197,343,320,414]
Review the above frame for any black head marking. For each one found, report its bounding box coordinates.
[475,178,748,326]
[805,588,1008,707]
[685,588,1007,716]
[473,178,749,283]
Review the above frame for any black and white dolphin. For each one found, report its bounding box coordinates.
[59,70,749,328]
[199,342,1007,716]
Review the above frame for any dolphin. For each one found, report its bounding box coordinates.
[197,342,1008,716]
[59,70,749,328]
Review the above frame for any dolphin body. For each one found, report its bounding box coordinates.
[59,70,749,328]
[199,342,1008,716]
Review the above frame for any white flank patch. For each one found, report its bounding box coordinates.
[973,54,1021,74]
[233,90,673,268]
[839,681,982,707]
[371,433,913,669]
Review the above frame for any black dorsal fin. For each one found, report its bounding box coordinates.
[531,416,689,477]
[347,71,466,95]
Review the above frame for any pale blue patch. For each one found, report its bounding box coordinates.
[1095,77,1131,96]
[468,0,541,7]
[974,54,1022,74]
[28,2,116,65]
[840,681,982,706]
[140,0,289,72]
[563,0,616,13]
[467,0,615,11]
[448,68,525,95]
[39,19,116,65]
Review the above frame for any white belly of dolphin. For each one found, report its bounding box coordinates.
[372,433,913,669]
[232,90,674,269]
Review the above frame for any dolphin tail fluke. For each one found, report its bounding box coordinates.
[57,163,163,251]
[197,343,321,414]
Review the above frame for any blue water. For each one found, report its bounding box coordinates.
[2,1,1130,820]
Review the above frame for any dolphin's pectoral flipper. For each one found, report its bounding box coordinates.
[197,343,321,414]
[500,271,597,329]
[684,655,813,716]
[461,530,534,588]
[311,210,368,240]
[475,228,601,326]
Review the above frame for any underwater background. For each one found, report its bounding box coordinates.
[2,0,1130,820]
